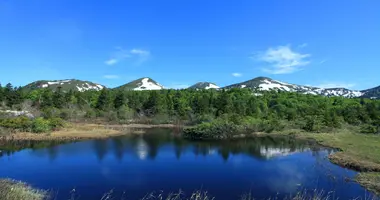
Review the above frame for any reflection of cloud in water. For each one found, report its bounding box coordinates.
[260,147,309,159]
[136,138,148,160]
[265,161,305,193]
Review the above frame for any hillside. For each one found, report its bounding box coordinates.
[361,86,380,99]
[22,79,105,92]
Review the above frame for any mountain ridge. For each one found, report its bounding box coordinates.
[18,76,379,99]
[22,79,105,92]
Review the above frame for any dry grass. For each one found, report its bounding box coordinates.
[357,173,380,196]
[0,179,47,200]
[0,123,126,141]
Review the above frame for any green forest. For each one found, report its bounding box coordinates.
[0,83,380,137]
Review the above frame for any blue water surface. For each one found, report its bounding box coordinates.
[0,129,375,200]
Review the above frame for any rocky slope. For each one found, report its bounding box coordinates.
[22,79,105,92]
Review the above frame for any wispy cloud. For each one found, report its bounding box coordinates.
[315,82,356,89]
[298,43,308,48]
[130,49,150,56]
[103,75,119,79]
[104,59,118,66]
[130,48,150,65]
[318,59,327,65]
[104,47,150,66]
[254,45,311,74]
[232,73,242,77]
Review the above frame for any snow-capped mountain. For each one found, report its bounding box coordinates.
[115,77,164,91]
[22,79,105,92]
[188,82,220,90]
[224,77,364,98]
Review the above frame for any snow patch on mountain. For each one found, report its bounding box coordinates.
[134,78,164,90]
[226,77,364,98]
[205,83,220,89]
[47,80,71,85]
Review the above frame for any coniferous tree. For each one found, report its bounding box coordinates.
[0,83,4,103]
[53,87,65,108]
[114,90,126,109]
[96,88,111,111]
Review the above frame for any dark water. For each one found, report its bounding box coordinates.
[0,129,375,200]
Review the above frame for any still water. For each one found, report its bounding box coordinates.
[0,129,375,199]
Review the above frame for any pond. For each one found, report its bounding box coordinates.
[0,128,376,200]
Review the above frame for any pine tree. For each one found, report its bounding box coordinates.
[41,90,54,108]
[53,86,65,108]
[114,90,126,109]
[0,83,4,103]
[96,89,111,111]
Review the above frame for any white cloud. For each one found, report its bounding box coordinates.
[232,73,242,77]
[104,59,118,66]
[103,75,119,79]
[255,45,311,74]
[316,82,356,89]
[104,47,149,66]
[130,49,150,56]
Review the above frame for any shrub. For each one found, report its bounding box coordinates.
[360,124,378,134]
[41,107,61,119]
[84,109,96,119]
[105,111,118,122]
[32,117,51,133]
[48,118,65,130]
[0,116,32,132]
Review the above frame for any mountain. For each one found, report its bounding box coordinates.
[115,77,164,91]
[360,86,380,99]
[22,79,105,92]
[224,77,363,98]
[188,82,220,90]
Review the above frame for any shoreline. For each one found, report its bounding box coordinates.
[0,123,181,142]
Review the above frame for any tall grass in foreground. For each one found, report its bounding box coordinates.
[0,179,47,200]
[70,189,378,200]
[1,180,378,200]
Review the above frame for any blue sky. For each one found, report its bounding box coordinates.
[0,0,379,90]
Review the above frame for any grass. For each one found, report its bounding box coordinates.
[66,189,379,200]
[0,123,126,141]
[0,179,47,200]
[356,173,380,196]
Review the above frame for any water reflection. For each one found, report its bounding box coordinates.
[0,129,329,162]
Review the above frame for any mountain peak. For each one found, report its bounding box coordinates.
[189,82,220,90]
[22,79,105,92]
[116,77,164,91]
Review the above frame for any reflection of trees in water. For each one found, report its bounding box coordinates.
[0,129,325,163]
[0,140,65,158]
[47,146,59,161]
[93,140,109,161]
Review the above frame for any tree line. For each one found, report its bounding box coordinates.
[1,83,380,134]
